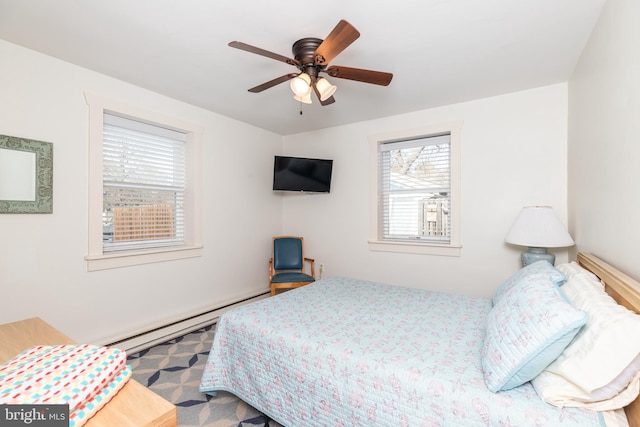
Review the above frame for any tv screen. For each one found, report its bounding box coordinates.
[273,156,333,193]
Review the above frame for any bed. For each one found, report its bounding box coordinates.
[200,252,640,426]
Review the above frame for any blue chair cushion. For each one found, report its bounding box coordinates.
[271,272,315,284]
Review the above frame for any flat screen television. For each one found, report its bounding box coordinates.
[273,155,333,193]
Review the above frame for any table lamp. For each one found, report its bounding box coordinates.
[505,206,575,267]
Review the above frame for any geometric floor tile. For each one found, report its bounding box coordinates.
[127,325,280,427]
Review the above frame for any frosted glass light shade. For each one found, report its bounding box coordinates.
[505,206,575,248]
[290,73,311,97]
[316,77,337,101]
[293,92,312,104]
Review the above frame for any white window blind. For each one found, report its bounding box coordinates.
[102,112,186,252]
[378,133,451,243]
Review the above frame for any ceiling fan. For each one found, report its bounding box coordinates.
[229,20,393,106]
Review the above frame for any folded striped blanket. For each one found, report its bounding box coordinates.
[0,344,131,427]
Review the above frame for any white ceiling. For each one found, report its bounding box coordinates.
[0,0,606,136]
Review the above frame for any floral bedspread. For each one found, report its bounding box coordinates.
[200,277,604,427]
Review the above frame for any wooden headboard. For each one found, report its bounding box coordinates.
[577,252,640,427]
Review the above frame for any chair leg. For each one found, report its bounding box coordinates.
[270,285,276,296]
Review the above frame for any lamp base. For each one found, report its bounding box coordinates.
[521,247,555,267]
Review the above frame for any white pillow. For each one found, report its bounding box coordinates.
[591,353,640,401]
[532,262,640,410]
[556,261,604,284]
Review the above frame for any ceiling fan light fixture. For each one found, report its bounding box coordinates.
[230,20,393,107]
[293,92,313,104]
[316,77,337,101]
[290,73,312,96]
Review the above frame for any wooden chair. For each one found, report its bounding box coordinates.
[269,236,315,296]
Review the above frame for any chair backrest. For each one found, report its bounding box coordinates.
[273,236,304,271]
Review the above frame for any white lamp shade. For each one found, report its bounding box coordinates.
[316,77,337,101]
[293,92,312,104]
[505,206,575,248]
[290,73,311,97]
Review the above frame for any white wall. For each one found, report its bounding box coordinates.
[568,0,640,280]
[283,84,570,297]
[0,40,283,343]
[0,35,577,341]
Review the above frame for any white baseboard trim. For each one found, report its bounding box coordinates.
[107,291,270,354]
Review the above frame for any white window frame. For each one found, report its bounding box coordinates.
[84,93,203,271]
[368,122,462,256]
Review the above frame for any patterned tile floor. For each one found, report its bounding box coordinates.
[127,325,280,427]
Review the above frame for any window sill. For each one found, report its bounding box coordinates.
[85,245,203,271]
[368,240,461,256]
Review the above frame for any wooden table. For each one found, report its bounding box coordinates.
[0,317,177,427]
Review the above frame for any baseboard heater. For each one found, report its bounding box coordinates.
[107,291,270,354]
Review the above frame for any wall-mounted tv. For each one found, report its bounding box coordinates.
[273,155,333,193]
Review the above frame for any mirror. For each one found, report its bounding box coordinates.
[0,148,36,201]
[0,134,53,214]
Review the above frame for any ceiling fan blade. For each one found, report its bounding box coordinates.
[248,73,298,93]
[320,95,336,106]
[326,66,393,86]
[229,41,300,67]
[314,20,360,66]
[312,81,336,106]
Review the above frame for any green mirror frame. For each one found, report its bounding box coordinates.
[0,134,53,214]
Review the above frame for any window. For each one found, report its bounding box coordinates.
[85,93,203,271]
[369,123,461,256]
[379,134,451,242]
[102,113,186,252]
